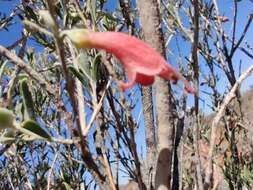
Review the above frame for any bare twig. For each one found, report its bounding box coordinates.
[52,138,79,145]
[7,169,15,190]
[0,8,17,30]
[119,0,134,34]
[6,34,28,50]
[231,0,238,53]
[102,151,117,190]
[83,79,111,136]
[191,0,204,189]
[46,151,59,190]
[66,39,87,136]
[230,14,253,58]
[23,20,54,37]
[211,0,222,27]
[204,63,253,188]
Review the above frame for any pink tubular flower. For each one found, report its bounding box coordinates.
[63,29,194,94]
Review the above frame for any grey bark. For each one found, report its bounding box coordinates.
[191,1,204,190]
[136,0,176,189]
[141,87,157,190]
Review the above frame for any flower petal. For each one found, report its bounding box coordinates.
[135,73,155,86]
[63,29,194,93]
[116,67,137,91]
[159,65,194,94]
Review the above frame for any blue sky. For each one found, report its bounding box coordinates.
[0,0,21,46]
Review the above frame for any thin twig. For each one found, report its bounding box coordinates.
[52,138,80,144]
[6,34,28,50]
[231,0,238,53]
[211,0,222,28]
[46,151,59,190]
[191,0,204,189]
[23,20,54,37]
[83,80,111,136]
[7,169,15,190]
[230,14,253,58]
[204,63,253,188]
[66,39,87,136]
[102,151,117,190]
[0,8,17,30]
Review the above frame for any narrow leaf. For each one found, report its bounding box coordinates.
[91,54,101,82]
[7,74,28,105]
[0,107,15,130]
[78,51,91,78]
[0,60,8,80]
[62,182,72,190]
[89,0,97,25]
[68,65,91,92]
[21,120,51,140]
[19,78,35,120]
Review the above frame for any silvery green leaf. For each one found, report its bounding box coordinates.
[21,120,51,140]
[0,107,15,131]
